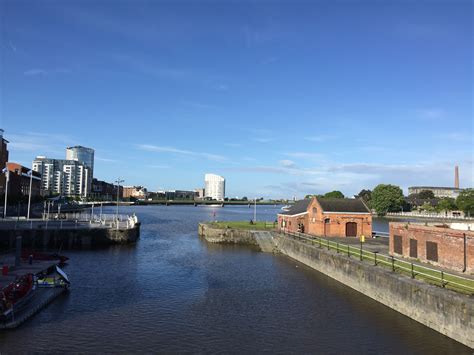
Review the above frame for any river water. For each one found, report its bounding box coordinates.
[0,205,470,353]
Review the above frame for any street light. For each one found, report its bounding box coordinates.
[27,169,34,220]
[115,178,124,223]
[2,168,9,219]
[254,197,257,223]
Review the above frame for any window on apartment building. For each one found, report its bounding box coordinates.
[409,239,418,258]
[324,218,330,224]
[312,207,317,214]
[393,235,402,254]
[426,241,438,262]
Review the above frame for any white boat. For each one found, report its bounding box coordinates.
[281,205,291,211]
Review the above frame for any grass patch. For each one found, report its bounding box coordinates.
[208,221,276,230]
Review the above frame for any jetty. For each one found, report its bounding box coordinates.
[0,213,140,249]
[0,248,68,329]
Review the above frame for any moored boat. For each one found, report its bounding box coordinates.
[21,250,69,264]
[0,274,34,321]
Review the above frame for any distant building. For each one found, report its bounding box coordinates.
[158,190,196,200]
[123,186,148,200]
[408,187,463,199]
[66,146,94,194]
[5,162,41,199]
[32,157,90,198]
[390,222,474,273]
[194,188,205,199]
[204,174,225,201]
[278,197,372,237]
[408,166,465,199]
[92,178,122,200]
[0,129,9,195]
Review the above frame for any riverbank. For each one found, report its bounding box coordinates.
[198,223,474,348]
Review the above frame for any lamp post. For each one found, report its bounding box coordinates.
[27,169,33,220]
[254,197,257,223]
[115,178,124,223]
[2,168,9,219]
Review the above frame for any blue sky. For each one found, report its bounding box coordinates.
[1,0,472,198]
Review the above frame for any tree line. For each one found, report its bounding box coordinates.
[305,186,474,216]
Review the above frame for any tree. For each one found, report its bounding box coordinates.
[420,202,435,212]
[436,198,457,213]
[418,190,435,199]
[241,196,248,201]
[456,189,474,217]
[355,189,372,207]
[323,191,344,199]
[371,184,405,216]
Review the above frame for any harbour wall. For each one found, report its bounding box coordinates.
[198,223,473,348]
[273,233,474,349]
[198,223,259,246]
[0,224,140,249]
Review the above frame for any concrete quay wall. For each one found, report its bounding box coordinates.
[273,233,474,349]
[198,223,258,246]
[0,224,140,249]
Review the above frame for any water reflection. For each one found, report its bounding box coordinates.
[0,205,469,353]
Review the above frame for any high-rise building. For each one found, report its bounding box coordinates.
[204,174,225,201]
[33,157,90,198]
[0,129,9,195]
[66,146,94,194]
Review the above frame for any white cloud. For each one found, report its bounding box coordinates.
[284,152,324,160]
[279,159,296,168]
[137,144,226,162]
[23,68,71,76]
[252,137,275,143]
[417,108,445,120]
[304,135,336,142]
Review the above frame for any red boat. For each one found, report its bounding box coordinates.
[0,274,34,320]
[21,250,69,264]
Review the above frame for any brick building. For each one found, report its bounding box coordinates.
[278,197,372,237]
[0,129,9,196]
[123,186,148,200]
[390,223,474,274]
[6,162,41,198]
[277,199,311,233]
[91,178,122,200]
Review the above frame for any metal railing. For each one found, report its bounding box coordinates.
[386,211,473,220]
[281,230,474,295]
[0,213,138,231]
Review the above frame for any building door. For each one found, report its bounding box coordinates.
[345,222,357,237]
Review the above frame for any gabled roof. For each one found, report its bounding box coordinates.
[279,199,311,216]
[317,198,370,213]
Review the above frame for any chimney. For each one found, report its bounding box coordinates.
[455,166,459,189]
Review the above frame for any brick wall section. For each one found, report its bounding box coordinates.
[307,198,372,238]
[277,213,309,233]
[389,223,474,274]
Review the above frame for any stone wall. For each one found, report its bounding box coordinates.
[390,223,474,274]
[273,233,474,348]
[198,223,258,246]
[0,224,140,249]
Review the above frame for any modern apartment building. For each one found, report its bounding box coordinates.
[66,145,94,193]
[204,174,225,201]
[32,157,90,198]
